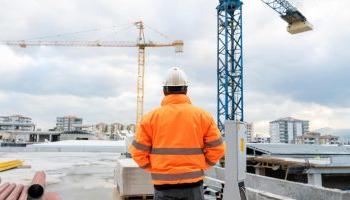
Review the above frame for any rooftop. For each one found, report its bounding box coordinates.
[247,156,350,168]
[0,115,31,119]
[25,140,126,152]
[270,117,308,123]
[247,143,350,156]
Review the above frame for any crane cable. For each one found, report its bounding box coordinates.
[144,24,173,41]
[23,23,134,41]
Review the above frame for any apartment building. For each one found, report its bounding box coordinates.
[270,117,309,143]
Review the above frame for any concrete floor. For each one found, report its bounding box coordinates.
[0,152,120,200]
[0,152,219,200]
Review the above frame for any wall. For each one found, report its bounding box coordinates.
[246,173,350,200]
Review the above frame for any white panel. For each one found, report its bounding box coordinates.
[287,122,293,143]
[223,121,246,200]
[116,158,153,196]
[295,122,303,137]
[270,123,280,143]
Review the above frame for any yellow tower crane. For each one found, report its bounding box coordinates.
[1,21,184,125]
[134,21,183,124]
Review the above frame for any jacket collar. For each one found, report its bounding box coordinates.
[161,94,192,106]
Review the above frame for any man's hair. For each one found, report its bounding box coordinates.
[163,86,187,95]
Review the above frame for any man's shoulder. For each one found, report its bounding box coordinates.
[188,105,213,119]
[142,107,162,121]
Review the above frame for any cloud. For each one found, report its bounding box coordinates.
[244,0,350,107]
[245,91,350,133]
[0,46,36,74]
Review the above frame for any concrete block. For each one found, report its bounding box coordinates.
[115,158,153,196]
[287,21,313,34]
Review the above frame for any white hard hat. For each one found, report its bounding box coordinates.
[163,67,188,87]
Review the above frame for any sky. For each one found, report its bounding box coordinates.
[0,0,349,134]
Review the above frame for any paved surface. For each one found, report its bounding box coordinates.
[0,152,119,200]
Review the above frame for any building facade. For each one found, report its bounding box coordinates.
[0,115,35,132]
[95,123,109,133]
[254,134,271,143]
[59,130,94,141]
[296,132,339,145]
[94,122,136,140]
[246,123,254,143]
[0,115,36,142]
[56,116,83,132]
[320,135,339,145]
[296,132,321,144]
[126,124,136,133]
[270,117,309,143]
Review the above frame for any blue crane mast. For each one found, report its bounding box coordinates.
[217,0,312,132]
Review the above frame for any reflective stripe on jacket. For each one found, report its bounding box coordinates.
[129,94,225,185]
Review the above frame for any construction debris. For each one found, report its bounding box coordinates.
[0,160,23,172]
[0,171,60,200]
[16,165,31,169]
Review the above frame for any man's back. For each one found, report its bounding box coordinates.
[130,94,225,185]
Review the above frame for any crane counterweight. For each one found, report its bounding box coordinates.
[287,21,313,34]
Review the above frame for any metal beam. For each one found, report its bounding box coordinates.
[217,0,244,132]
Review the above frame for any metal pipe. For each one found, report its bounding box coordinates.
[5,184,23,200]
[43,192,60,200]
[18,186,28,200]
[0,183,16,200]
[27,171,46,199]
[284,167,290,180]
[0,183,10,194]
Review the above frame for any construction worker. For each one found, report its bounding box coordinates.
[129,67,225,200]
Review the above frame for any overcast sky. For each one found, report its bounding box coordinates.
[0,0,349,134]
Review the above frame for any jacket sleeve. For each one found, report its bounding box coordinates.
[128,116,152,171]
[203,114,225,169]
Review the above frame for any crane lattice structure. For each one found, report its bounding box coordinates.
[1,21,184,125]
[216,0,312,132]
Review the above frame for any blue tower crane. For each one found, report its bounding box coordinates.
[217,0,312,132]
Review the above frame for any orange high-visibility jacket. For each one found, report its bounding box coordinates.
[129,94,225,185]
